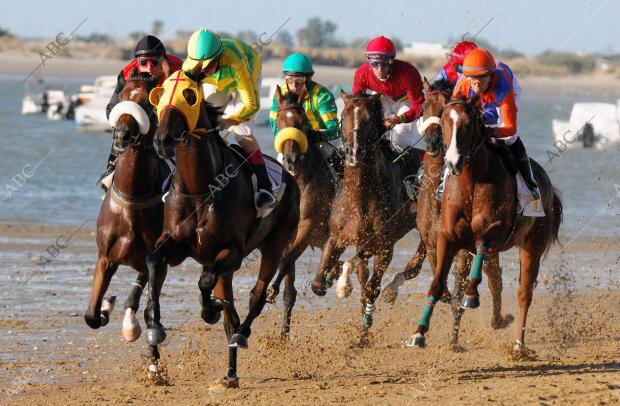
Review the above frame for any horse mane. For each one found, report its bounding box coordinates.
[430,79,453,94]
[281,90,301,105]
[349,91,384,124]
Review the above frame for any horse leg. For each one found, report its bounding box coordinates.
[336,251,367,299]
[484,253,514,329]
[514,247,541,353]
[361,248,393,335]
[460,242,488,309]
[122,271,147,342]
[312,237,345,296]
[280,265,297,338]
[267,226,310,304]
[449,250,470,350]
[410,233,458,348]
[144,247,169,381]
[213,274,241,388]
[199,246,242,324]
[84,255,118,329]
[383,240,426,304]
[229,246,283,349]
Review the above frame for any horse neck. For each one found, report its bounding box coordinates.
[343,146,385,210]
[174,136,223,195]
[114,146,157,196]
[298,144,325,183]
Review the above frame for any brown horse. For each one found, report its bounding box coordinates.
[84,71,167,342]
[144,72,300,387]
[265,86,341,337]
[383,79,513,348]
[311,91,423,341]
[412,94,563,352]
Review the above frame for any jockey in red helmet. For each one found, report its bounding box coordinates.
[436,40,477,85]
[352,35,425,151]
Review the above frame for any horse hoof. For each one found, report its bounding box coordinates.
[310,280,327,296]
[122,308,142,342]
[439,290,452,304]
[266,285,279,304]
[209,376,239,391]
[492,313,515,330]
[460,295,480,309]
[145,326,166,345]
[406,333,426,348]
[202,308,221,325]
[84,313,102,329]
[228,333,249,349]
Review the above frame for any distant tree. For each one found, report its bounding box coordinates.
[152,20,164,37]
[391,36,404,52]
[0,27,14,38]
[78,33,113,44]
[536,50,595,73]
[236,30,257,43]
[128,31,147,42]
[276,30,294,46]
[297,17,341,48]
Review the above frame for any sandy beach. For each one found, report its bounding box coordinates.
[0,222,618,405]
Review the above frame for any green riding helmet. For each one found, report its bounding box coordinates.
[182,29,224,72]
[282,53,314,75]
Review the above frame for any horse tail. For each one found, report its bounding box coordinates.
[544,187,563,258]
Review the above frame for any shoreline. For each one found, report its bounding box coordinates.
[2,51,620,98]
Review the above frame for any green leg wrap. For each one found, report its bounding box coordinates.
[418,296,438,330]
[469,244,486,283]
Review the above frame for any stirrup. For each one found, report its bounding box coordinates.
[255,189,276,210]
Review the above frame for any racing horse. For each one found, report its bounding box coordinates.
[311,91,423,342]
[84,70,170,343]
[144,71,300,387]
[383,79,513,348]
[411,93,563,353]
[265,86,343,337]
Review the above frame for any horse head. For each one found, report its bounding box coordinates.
[419,77,453,156]
[441,92,482,176]
[340,90,385,167]
[273,85,309,176]
[108,68,158,152]
[150,70,218,159]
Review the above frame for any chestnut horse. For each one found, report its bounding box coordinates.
[265,86,342,337]
[144,72,300,387]
[84,71,167,342]
[311,91,423,341]
[383,79,513,348]
[412,94,562,353]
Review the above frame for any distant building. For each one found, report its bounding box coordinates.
[403,42,448,58]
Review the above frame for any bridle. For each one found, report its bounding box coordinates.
[444,99,486,166]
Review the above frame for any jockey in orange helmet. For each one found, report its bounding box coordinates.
[453,48,540,203]
[436,40,477,85]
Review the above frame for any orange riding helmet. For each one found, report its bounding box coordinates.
[462,48,496,77]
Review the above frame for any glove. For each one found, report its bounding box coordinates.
[482,106,499,125]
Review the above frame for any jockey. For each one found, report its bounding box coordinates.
[435,40,478,85]
[269,52,339,143]
[352,35,425,151]
[182,29,276,210]
[453,47,540,202]
[98,35,182,190]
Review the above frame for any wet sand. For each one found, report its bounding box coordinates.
[0,222,619,405]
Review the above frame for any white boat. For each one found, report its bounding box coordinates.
[74,76,117,132]
[552,102,620,149]
[21,87,68,116]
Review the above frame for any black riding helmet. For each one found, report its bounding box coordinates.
[135,35,166,57]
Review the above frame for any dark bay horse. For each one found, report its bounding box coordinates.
[144,71,300,387]
[311,91,423,342]
[84,71,166,342]
[383,79,513,348]
[265,86,341,337]
[412,94,563,353]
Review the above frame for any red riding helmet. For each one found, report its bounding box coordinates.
[366,36,396,58]
[449,40,477,66]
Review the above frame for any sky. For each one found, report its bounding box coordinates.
[2,0,618,56]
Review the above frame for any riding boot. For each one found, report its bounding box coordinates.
[508,138,541,200]
[97,145,119,192]
[249,150,277,210]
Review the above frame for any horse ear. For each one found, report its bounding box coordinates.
[161,57,172,79]
[369,93,382,104]
[149,86,164,107]
[297,86,307,105]
[451,90,464,101]
[275,85,283,106]
[129,67,139,79]
[423,76,431,94]
[468,93,481,107]
[340,89,350,104]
